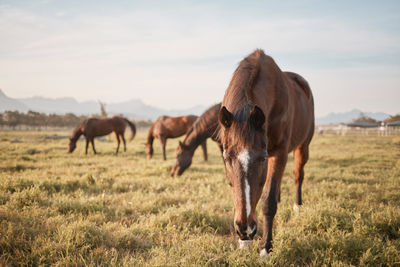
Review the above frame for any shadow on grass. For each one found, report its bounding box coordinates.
[0,164,36,172]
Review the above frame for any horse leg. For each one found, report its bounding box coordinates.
[217,143,223,154]
[200,141,208,161]
[260,152,287,257]
[121,134,126,152]
[91,138,97,154]
[115,133,120,154]
[160,136,167,160]
[85,138,89,155]
[292,145,309,215]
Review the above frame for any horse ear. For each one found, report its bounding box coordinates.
[249,106,265,131]
[219,106,233,129]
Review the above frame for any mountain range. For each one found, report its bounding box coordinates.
[0,89,392,123]
[315,110,390,124]
[0,89,207,120]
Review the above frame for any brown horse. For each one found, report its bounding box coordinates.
[146,115,207,160]
[170,103,222,176]
[68,116,136,154]
[218,49,314,257]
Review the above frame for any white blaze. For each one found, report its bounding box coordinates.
[238,150,250,172]
[244,179,251,217]
[238,150,251,217]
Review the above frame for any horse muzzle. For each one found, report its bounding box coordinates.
[170,167,178,177]
[235,220,257,241]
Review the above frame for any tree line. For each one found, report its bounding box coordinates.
[352,112,400,124]
[0,110,152,129]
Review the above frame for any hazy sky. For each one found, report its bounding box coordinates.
[1,0,399,117]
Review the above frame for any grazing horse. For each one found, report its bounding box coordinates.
[218,49,314,257]
[146,115,207,160]
[170,103,223,176]
[68,116,136,154]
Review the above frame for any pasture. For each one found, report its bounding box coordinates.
[0,130,399,266]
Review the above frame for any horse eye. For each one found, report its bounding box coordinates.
[258,156,267,162]
[223,150,234,162]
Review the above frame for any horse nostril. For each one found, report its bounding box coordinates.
[248,221,257,238]
[235,222,248,239]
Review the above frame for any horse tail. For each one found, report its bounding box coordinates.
[123,118,136,141]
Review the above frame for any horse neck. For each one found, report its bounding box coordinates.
[182,121,212,152]
[71,127,83,142]
[146,126,154,146]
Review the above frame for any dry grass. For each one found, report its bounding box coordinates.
[0,130,399,266]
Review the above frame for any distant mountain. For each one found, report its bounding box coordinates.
[316,109,391,125]
[0,89,207,120]
[18,96,99,114]
[0,89,29,112]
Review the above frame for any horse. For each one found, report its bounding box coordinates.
[146,115,207,160]
[68,116,136,154]
[218,49,314,257]
[170,103,223,176]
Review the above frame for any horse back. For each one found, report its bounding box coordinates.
[155,115,197,138]
[110,116,127,133]
[84,118,115,137]
[283,72,314,151]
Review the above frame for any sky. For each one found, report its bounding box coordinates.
[0,0,399,117]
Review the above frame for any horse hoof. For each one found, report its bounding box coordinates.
[260,248,268,258]
[293,203,300,216]
[238,239,253,249]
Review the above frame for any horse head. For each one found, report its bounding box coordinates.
[68,138,77,153]
[170,141,193,176]
[218,105,268,245]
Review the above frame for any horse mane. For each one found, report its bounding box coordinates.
[182,103,221,148]
[71,121,84,142]
[224,49,263,113]
[146,123,155,145]
[219,50,264,144]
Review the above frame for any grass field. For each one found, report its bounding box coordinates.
[0,130,399,266]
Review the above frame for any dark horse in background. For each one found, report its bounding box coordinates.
[68,116,136,154]
[170,103,222,176]
[146,115,207,160]
[218,49,314,257]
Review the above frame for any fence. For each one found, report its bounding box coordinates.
[316,125,400,136]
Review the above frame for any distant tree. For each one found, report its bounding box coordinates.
[26,110,45,126]
[0,110,148,129]
[352,112,378,123]
[384,114,400,123]
[3,111,20,129]
[99,101,107,118]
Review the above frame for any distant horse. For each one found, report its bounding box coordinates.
[68,116,136,154]
[146,115,206,160]
[218,49,314,257]
[170,103,222,176]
